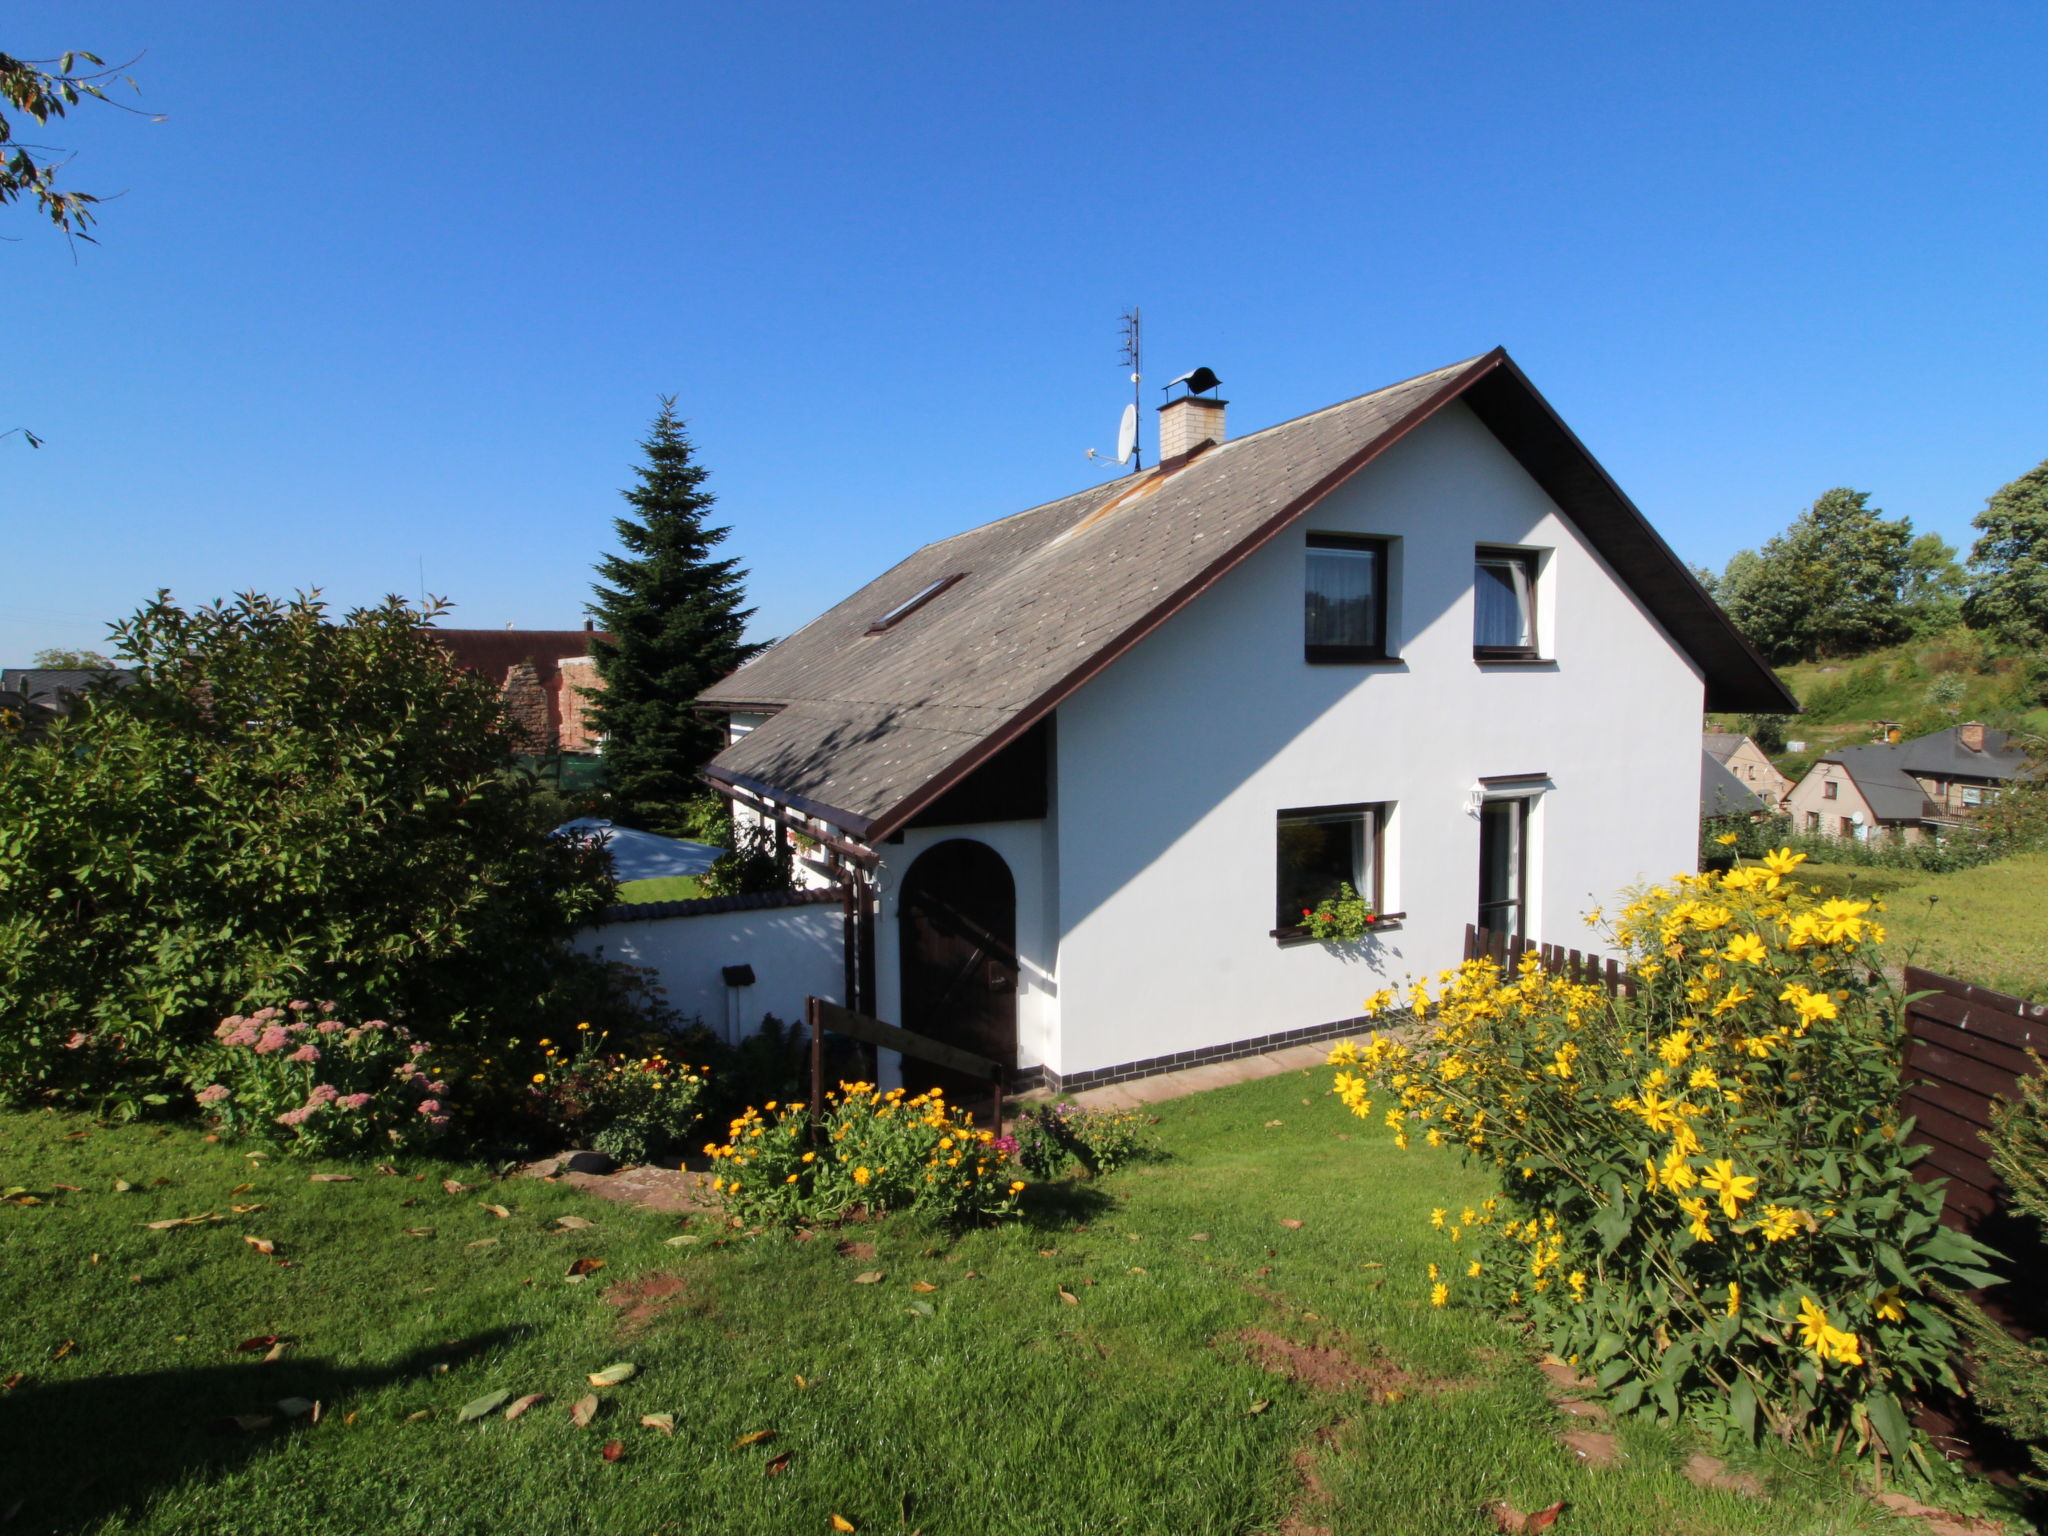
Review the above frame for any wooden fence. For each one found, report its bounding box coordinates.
[804,997,1007,1138]
[1463,925,1636,999]
[1899,965,2048,1231]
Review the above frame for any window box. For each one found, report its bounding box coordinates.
[1272,911,1405,946]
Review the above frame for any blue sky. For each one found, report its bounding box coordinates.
[6,3,2044,660]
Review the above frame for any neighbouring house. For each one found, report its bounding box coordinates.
[0,667,137,736]
[1701,750,1776,820]
[1703,731,1791,807]
[681,349,1792,1094]
[424,625,608,753]
[1783,722,2036,842]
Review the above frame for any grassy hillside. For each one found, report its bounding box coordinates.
[1712,629,2048,779]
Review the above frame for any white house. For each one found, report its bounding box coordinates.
[694,350,1794,1093]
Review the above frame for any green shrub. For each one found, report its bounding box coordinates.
[705,1082,1024,1225]
[0,592,616,1104]
[1300,882,1377,943]
[1014,1102,1160,1177]
[527,1023,705,1166]
[1331,853,1998,1468]
[185,1007,454,1158]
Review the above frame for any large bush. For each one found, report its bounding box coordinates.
[1330,852,1998,1468]
[0,592,615,1102]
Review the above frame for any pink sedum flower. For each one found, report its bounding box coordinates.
[316,1020,345,1035]
[275,1107,312,1127]
[63,1032,92,1050]
[415,1099,441,1116]
[308,1084,340,1106]
[427,1114,450,1128]
[196,1084,232,1106]
[254,1025,290,1055]
[339,1092,373,1110]
[288,1044,321,1064]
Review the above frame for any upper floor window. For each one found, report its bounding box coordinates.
[1822,780,1838,800]
[1474,548,1539,659]
[1305,535,1390,662]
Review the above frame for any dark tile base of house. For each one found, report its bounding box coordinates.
[1017,1012,1378,1096]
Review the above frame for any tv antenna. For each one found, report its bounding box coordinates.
[1086,306,1142,473]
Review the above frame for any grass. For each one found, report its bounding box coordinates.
[614,875,703,904]
[1794,851,2048,1002]
[0,1072,1945,1536]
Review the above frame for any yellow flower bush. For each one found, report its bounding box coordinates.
[705,1081,1025,1225]
[1328,853,1998,1466]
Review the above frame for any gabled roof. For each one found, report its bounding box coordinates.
[1702,732,1750,764]
[702,349,1797,839]
[1899,725,2032,782]
[1701,751,1773,817]
[1817,742,1939,824]
[0,668,137,715]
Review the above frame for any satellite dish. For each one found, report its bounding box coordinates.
[1115,403,1138,465]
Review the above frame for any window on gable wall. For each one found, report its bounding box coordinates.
[1473,548,1540,658]
[1275,804,1385,932]
[1823,780,1838,800]
[1304,535,1391,661]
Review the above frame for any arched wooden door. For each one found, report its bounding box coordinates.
[896,839,1017,1102]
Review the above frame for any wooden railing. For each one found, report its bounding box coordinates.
[804,997,1007,1137]
[1899,966,2048,1231]
[1463,924,1636,999]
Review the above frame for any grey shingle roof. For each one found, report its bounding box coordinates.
[1701,751,1773,816]
[702,350,1796,837]
[0,669,136,715]
[1900,725,2032,782]
[1702,732,1747,764]
[1824,742,1939,824]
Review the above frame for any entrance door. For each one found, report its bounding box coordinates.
[897,839,1017,1103]
[1477,797,1528,939]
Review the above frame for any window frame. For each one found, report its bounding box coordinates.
[1476,793,1532,938]
[1822,779,1838,801]
[1271,801,1393,943]
[1472,547,1542,661]
[1303,533,1393,664]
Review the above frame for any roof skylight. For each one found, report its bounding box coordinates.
[866,572,966,634]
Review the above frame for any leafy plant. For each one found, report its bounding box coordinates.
[0,591,617,1103]
[1013,1102,1159,1177]
[186,1006,453,1158]
[1300,883,1377,943]
[526,1023,705,1166]
[705,1082,1024,1225]
[1330,852,1998,1468]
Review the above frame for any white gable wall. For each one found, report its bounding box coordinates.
[1046,401,1703,1077]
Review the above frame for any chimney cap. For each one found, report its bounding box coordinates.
[1165,366,1222,397]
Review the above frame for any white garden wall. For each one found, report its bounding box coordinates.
[573,893,845,1044]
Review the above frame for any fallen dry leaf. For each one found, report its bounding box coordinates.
[50,1340,74,1362]
[307,1174,355,1183]
[566,1257,606,1277]
[140,1213,220,1230]
[229,1183,255,1195]
[458,1390,512,1422]
[1128,1266,1147,1275]
[1264,1119,1284,1127]
[851,1270,884,1285]
[553,1215,596,1231]
[765,1450,792,1477]
[234,1334,281,1353]
[910,1281,938,1293]
[1246,1398,1272,1415]
[587,1362,637,1387]
[1057,1288,1079,1306]
[793,1374,809,1389]
[226,1413,274,1433]
[375,1164,399,1176]
[734,1429,777,1448]
[601,1439,625,1462]
[569,1393,599,1427]
[261,1340,292,1363]
[442,1180,469,1195]
[639,1412,675,1436]
[1490,1500,1566,1534]
[230,1203,266,1215]
[1278,1219,1304,1230]
[1,1373,23,1391]
[1189,1233,1210,1242]
[403,1227,436,1239]
[276,1397,318,1419]
[478,1203,511,1219]
[504,1393,546,1421]
[466,1238,499,1250]
[663,1234,700,1247]
[830,1515,856,1533]
[405,1410,431,1423]
[243,1236,276,1256]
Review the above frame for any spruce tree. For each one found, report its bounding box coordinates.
[588,399,763,834]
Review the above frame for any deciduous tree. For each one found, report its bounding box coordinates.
[1964,457,2048,646]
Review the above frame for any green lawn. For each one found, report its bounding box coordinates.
[614,875,703,904]
[1,1073,1936,1535]
[1796,852,2048,1002]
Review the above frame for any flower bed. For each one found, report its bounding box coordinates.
[186,1005,452,1156]
[1330,851,1999,1468]
[527,1023,704,1165]
[704,1082,1024,1224]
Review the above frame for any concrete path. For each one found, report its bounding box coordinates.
[1047,1038,1351,1111]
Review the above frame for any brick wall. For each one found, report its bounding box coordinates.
[558,657,605,752]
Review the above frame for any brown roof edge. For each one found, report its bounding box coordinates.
[1460,357,1798,716]
[700,766,878,842]
[859,352,1509,841]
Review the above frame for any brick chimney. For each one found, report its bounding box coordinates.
[1960,720,1986,753]
[1156,374,1227,463]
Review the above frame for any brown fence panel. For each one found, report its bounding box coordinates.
[1463,924,1633,1000]
[1899,966,2048,1235]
